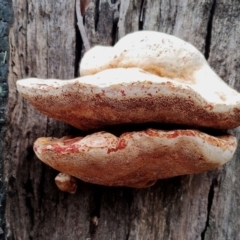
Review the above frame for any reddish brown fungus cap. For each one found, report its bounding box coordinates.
[34,129,236,188]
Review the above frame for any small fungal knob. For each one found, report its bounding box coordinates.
[55,173,78,194]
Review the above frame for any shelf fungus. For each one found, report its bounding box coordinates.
[17,31,240,189]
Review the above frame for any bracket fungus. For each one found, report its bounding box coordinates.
[17,31,240,189]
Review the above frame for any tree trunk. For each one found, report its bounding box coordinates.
[2,0,240,239]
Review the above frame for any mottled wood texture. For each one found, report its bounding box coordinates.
[0,0,13,238]
[3,0,240,239]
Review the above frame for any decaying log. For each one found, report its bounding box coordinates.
[1,0,240,239]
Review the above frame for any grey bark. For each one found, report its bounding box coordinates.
[1,0,240,239]
[0,0,13,238]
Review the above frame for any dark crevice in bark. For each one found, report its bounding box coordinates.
[74,18,82,77]
[139,0,146,30]
[125,189,134,240]
[7,176,16,197]
[0,123,6,240]
[46,25,49,79]
[46,117,50,136]
[112,19,118,46]
[204,0,216,60]
[23,179,35,229]
[95,0,100,31]
[171,2,178,31]
[201,178,217,240]
[111,2,120,45]
[89,186,102,238]
[25,0,30,78]
[37,164,46,209]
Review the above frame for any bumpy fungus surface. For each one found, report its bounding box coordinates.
[34,130,236,188]
[17,31,240,188]
[17,68,240,130]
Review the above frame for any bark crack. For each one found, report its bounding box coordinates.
[111,16,118,45]
[76,0,90,52]
[204,0,217,60]
[74,11,82,77]
[23,179,35,230]
[89,186,102,238]
[125,189,134,240]
[111,0,120,45]
[95,0,100,31]
[201,178,217,240]
[139,0,146,30]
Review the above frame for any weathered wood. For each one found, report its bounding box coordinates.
[0,0,13,238]
[2,0,240,239]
